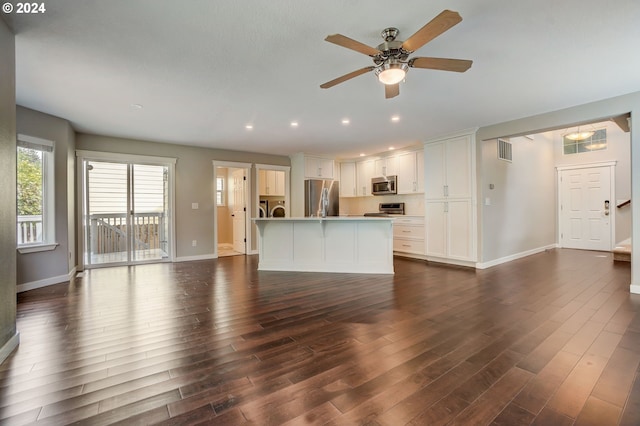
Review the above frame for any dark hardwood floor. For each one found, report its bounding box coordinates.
[1,249,639,425]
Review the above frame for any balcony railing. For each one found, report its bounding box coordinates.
[17,215,42,245]
[90,212,166,255]
[19,212,167,260]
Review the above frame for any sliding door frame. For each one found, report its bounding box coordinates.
[76,150,177,270]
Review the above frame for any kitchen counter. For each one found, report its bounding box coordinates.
[253,217,394,274]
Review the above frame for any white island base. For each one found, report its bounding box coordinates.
[253,217,394,274]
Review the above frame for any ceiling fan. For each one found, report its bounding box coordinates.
[320,10,473,99]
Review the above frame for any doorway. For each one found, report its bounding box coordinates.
[214,162,251,257]
[558,163,615,251]
[78,152,176,268]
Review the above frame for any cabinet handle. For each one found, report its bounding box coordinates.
[444,202,449,213]
[444,185,449,197]
[353,188,356,196]
[383,166,386,175]
[413,182,417,192]
[402,244,411,247]
[318,167,322,176]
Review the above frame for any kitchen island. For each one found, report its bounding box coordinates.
[253,217,394,274]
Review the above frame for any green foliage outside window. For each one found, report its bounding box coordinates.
[17,147,43,216]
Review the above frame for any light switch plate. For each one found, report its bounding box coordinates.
[192,203,199,209]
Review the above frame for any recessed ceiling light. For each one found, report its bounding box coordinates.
[388,146,395,151]
[290,121,299,127]
[391,115,400,122]
[131,103,143,109]
[245,124,253,130]
[342,119,350,125]
[359,153,365,157]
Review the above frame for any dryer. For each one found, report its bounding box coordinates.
[270,200,285,218]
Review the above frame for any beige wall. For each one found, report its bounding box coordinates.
[76,133,289,259]
[480,134,556,262]
[0,17,17,359]
[16,107,76,285]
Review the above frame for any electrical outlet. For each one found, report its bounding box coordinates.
[192,240,197,247]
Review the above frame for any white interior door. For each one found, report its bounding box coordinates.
[231,168,246,253]
[559,165,613,251]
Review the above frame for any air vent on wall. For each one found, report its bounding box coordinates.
[497,138,512,162]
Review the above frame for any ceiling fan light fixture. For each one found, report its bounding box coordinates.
[375,61,408,85]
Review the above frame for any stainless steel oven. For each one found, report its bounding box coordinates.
[371,175,397,195]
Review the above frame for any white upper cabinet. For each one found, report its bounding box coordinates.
[258,170,285,196]
[373,156,398,177]
[395,150,424,194]
[304,156,334,179]
[356,159,375,196]
[424,135,472,199]
[339,162,357,197]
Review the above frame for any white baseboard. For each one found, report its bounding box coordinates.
[0,332,19,365]
[17,266,78,293]
[174,254,217,262]
[476,244,558,270]
[630,284,640,294]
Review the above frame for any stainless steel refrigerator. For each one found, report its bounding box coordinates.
[304,179,340,217]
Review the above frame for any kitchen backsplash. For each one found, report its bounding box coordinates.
[339,193,424,216]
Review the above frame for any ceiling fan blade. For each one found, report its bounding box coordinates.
[402,10,463,53]
[409,57,472,72]
[320,66,375,89]
[385,84,399,99]
[325,34,381,57]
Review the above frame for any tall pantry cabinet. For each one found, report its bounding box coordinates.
[424,132,477,264]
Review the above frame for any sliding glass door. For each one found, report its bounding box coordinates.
[82,157,173,267]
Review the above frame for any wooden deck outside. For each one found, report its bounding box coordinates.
[1,249,638,425]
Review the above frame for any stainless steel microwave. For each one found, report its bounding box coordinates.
[371,175,397,195]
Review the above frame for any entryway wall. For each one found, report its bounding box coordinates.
[479,120,631,267]
[480,133,557,265]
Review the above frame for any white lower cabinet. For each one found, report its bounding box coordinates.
[393,216,425,255]
[425,200,473,260]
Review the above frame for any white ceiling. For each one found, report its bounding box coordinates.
[4,0,640,158]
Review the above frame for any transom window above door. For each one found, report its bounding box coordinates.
[563,128,607,154]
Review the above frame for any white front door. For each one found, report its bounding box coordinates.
[230,168,246,254]
[559,165,613,251]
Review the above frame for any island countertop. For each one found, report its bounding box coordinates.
[252,216,394,274]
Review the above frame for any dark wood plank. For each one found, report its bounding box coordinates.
[0,249,636,425]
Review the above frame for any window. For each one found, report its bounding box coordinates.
[563,128,607,155]
[216,177,225,205]
[17,134,56,250]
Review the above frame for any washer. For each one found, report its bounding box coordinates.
[259,199,269,217]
